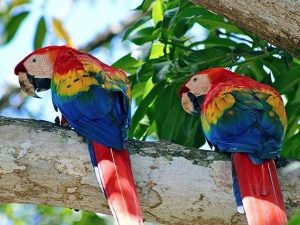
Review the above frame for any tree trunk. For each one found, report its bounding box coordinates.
[0,116,299,225]
[192,0,300,58]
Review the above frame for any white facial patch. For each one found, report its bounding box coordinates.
[185,74,211,96]
[24,54,54,79]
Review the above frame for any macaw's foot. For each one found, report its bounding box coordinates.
[54,116,71,128]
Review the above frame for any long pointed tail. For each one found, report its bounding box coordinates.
[89,141,143,225]
[232,153,287,225]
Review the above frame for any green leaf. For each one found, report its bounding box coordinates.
[123,16,151,41]
[236,60,267,81]
[112,53,144,74]
[131,42,152,62]
[273,65,300,93]
[130,81,166,137]
[135,0,154,12]
[282,133,300,159]
[135,61,154,82]
[153,61,171,83]
[33,16,47,49]
[199,37,237,48]
[288,212,300,225]
[177,6,204,18]
[152,0,164,25]
[161,7,178,41]
[160,101,186,140]
[155,84,205,147]
[195,17,244,34]
[127,27,155,45]
[3,11,29,44]
[150,42,165,59]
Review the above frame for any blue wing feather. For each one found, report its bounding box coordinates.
[53,85,129,150]
[204,89,285,162]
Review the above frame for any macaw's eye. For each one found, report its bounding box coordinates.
[193,78,197,82]
[32,58,36,63]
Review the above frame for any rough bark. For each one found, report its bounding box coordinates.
[0,116,299,225]
[192,0,300,58]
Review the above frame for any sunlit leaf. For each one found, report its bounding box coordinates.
[152,0,164,25]
[52,18,73,47]
[150,42,165,59]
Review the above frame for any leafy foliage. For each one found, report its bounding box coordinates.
[0,204,108,225]
[114,0,300,159]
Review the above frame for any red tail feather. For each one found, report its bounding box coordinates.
[233,153,287,225]
[93,142,143,225]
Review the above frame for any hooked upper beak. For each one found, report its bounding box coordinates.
[17,72,51,98]
[181,90,204,115]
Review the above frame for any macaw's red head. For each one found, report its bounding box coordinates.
[179,67,236,114]
[14,45,70,98]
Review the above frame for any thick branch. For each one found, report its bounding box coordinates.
[192,0,300,58]
[0,116,299,225]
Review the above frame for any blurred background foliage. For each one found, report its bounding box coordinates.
[0,0,299,224]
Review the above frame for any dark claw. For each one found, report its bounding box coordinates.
[54,116,60,125]
[275,158,289,168]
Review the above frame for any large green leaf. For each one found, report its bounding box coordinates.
[152,0,164,25]
[155,84,205,147]
[129,81,166,137]
[273,65,300,93]
[3,11,29,44]
[112,53,144,74]
[123,16,151,41]
[282,132,300,159]
[288,212,300,225]
[161,7,178,42]
[153,61,171,83]
[127,27,155,45]
[135,0,154,12]
[33,16,46,49]
[194,16,244,34]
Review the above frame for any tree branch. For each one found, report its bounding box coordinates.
[0,116,299,225]
[79,12,142,53]
[192,0,300,58]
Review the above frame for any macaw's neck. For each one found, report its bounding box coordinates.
[54,51,84,75]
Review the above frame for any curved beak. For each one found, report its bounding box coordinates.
[18,72,51,98]
[181,91,204,115]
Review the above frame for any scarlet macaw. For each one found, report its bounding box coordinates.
[14,46,143,225]
[180,68,287,225]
